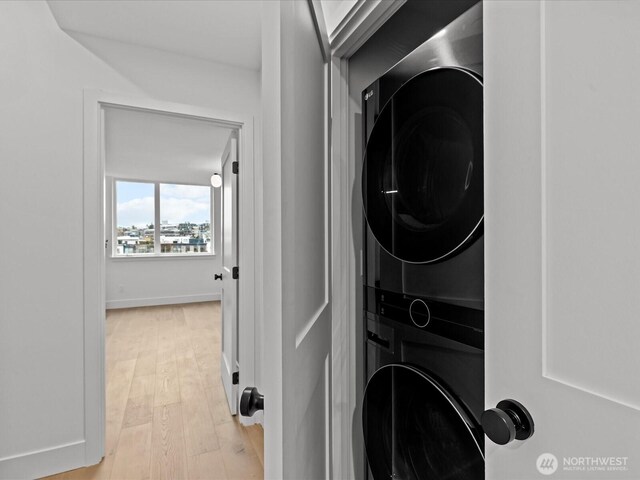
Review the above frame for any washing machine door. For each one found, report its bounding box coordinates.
[363,364,484,480]
[362,67,483,264]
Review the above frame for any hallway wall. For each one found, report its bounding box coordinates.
[0,2,259,477]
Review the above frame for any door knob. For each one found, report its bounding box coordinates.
[481,399,534,445]
[214,273,222,280]
[240,387,264,417]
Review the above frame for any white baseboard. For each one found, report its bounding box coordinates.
[106,293,221,309]
[0,440,86,480]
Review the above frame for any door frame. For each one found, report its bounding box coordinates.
[82,90,258,466]
[305,1,408,478]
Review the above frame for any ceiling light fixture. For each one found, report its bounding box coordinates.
[210,173,222,188]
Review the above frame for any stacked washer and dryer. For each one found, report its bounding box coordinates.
[361,3,485,479]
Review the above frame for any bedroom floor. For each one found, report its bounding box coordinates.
[43,302,263,480]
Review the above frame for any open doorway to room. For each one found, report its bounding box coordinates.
[102,106,262,479]
[45,96,262,480]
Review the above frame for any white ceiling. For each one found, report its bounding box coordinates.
[321,0,357,37]
[47,0,262,70]
[104,107,233,185]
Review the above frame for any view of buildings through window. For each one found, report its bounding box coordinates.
[115,180,212,255]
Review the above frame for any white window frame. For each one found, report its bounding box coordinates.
[111,177,215,258]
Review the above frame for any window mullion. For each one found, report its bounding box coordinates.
[111,178,116,257]
[154,183,161,254]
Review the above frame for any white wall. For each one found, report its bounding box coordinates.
[0,2,259,477]
[320,0,358,36]
[106,255,219,308]
[68,31,260,116]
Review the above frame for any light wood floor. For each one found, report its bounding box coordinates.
[43,302,263,480]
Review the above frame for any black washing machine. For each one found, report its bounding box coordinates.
[361,3,484,479]
[364,291,484,479]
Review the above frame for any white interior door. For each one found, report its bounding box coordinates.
[486,1,640,478]
[261,1,332,478]
[221,133,238,415]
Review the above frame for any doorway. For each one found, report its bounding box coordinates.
[73,92,260,479]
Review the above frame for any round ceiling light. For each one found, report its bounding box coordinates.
[210,174,222,188]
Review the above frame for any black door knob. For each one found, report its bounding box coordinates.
[240,387,264,417]
[481,399,534,445]
[214,273,222,280]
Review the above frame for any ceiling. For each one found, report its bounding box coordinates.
[46,0,262,70]
[104,107,233,185]
[321,0,357,37]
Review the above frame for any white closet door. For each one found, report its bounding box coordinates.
[485,1,640,478]
[261,0,332,478]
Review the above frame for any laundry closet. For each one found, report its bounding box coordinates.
[348,2,484,478]
[345,1,640,479]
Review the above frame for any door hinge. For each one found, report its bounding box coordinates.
[232,161,239,174]
[232,371,239,385]
[232,266,239,279]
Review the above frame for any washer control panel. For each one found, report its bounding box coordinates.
[366,287,484,349]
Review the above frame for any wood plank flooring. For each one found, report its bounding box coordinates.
[43,302,263,480]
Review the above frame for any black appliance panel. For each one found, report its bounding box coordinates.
[364,286,485,478]
[360,4,485,479]
[366,311,484,415]
[366,230,484,310]
[366,288,483,349]
[363,364,484,480]
[363,67,483,264]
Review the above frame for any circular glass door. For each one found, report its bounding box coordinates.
[362,67,483,264]
[363,364,484,480]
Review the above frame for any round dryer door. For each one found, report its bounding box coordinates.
[362,67,483,264]
[363,364,484,480]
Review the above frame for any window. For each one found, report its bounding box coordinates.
[115,181,155,255]
[159,183,211,254]
[114,180,213,256]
